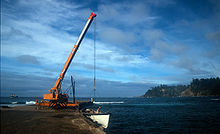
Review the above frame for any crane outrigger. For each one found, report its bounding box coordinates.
[36,12,96,108]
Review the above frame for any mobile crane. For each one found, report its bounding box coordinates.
[36,12,96,108]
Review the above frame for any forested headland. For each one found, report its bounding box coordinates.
[142,78,220,97]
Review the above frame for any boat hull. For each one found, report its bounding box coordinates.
[85,113,110,128]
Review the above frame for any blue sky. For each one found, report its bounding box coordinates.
[1,0,220,97]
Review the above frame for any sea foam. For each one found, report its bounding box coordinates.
[26,101,36,105]
[93,101,124,104]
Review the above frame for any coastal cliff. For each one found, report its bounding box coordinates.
[142,78,220,97]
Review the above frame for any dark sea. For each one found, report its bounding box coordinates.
[1,97,220,134]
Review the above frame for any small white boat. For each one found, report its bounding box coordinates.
[85,113,110,128]
[83,107,110,128]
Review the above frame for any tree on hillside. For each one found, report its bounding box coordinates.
[143,77,220,97]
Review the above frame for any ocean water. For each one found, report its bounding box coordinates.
[1,97,220,134]
[0,97,41,106]
[92,97,220,134]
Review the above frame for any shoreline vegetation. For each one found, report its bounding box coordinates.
[142,77,220,98]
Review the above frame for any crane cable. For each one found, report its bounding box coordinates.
[93,18,96,98]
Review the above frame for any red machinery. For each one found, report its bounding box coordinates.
[36,12,96,108]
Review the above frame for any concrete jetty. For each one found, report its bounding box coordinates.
[1,105,105,134]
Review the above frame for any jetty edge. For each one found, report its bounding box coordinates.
[1,105,105,134]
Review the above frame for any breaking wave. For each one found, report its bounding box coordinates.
[12,101,18,104]
[211,99,220,101]
[25,101,36,105]
[93,101,124,104]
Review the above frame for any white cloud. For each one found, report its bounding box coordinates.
[98,27,136,45]
[97,2,156,26]
[1,0,149,83]
[1,0,219,88]
[142,29,163,41]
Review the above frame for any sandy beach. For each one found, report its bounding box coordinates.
[1,105,105,134]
